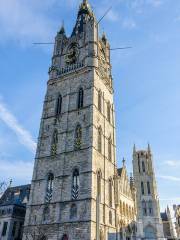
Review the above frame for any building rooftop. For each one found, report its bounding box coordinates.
[0,184,31,207]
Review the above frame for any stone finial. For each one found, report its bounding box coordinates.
[9,179,12,188]
[59,22,65,35]
[147,143,151,153]
[122,158,126,167]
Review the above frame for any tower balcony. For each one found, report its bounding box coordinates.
[49,61,85,79]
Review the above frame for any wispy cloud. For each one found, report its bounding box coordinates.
[0,0,57,46]
[164,160,180,167]
[158,175,180,182]
[0,100,37,153]
[160,197,180,201]
[0,159,33,183]
[122,18,137,29]
[105,9,120,22]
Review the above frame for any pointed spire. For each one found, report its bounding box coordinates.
[102,32,107,44]
[59,22,65,35]
[122,158,126,167]
[133,144,136,155]
[147,143,151,154]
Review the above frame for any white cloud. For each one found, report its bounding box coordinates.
[0,100,37,153]
[0,0,58,46]
[164,160,180,167]
[158,175,180,182]
[122,18,137,29]
[0,159,33,183]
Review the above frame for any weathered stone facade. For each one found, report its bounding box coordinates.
[133,145,165,240]
[22,1,136,240]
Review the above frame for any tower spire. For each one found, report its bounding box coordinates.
[133,144,136,155]
[148,143,151,154]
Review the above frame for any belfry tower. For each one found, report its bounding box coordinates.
[23,1,117,239]
[133,145,165,240]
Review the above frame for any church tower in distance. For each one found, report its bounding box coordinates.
[23,1,117,239]
[133,144,165,240]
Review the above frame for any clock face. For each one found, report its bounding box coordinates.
[65,43,79,64]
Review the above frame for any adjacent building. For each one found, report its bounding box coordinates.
[161,206,177,240]
[133,145,165,240]
[0,184,30,240]
[174,205,180,239]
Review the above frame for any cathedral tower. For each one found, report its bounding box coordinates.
[133,145,165,240]
[23,1,117,239]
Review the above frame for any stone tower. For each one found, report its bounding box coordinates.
[133,145,165,240]
[23,1,117,239]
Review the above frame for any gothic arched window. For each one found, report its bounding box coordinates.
[107,102,111,122]
[138,157,141,173]
[51,129,58,156]
[98,127,102,153]
[142,161,146,172]
[97,171,101,201]
[56,94,62,116]
[148,200,153,216]
[98,90,102,112]
[109,179,113,207]
[72,169,79,200]
[108,137,112,161]
[70,204,77,219]
[45,173,54,203]
[74,124,82,149]
[77,87,84,109]
[141,181,144,195]
[147,181,151,195]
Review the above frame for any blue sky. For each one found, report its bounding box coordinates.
[0,0,180,211]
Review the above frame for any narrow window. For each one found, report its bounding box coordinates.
[138,157,141,173]
[45,173,54,203]
[77,88,84,109]
[108,137,112,161]
[70,204,77,219]
[109,179,113,207]
[107,102,111,122]
[148,201,153,216]
[2,222,8,236]
[98,90,102,112]
[74,124,82,149]
[97,171,101,201]
[51,130,58,156]
[142,161,146,172]
[72,169,79,200]
[12,221,17,236]
[98,127,102,153]
[56,94,62,116]
[141,182,144,195]
[147,181,151,195]
[142,201,147,216]
[109,211,112,225]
